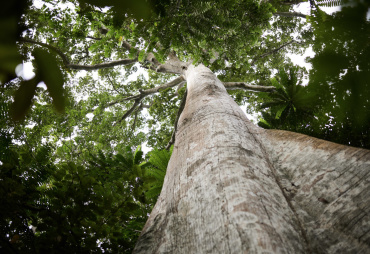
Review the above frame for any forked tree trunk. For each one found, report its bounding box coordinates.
[133,65,370,253]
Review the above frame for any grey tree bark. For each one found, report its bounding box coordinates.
[133,64,370,254]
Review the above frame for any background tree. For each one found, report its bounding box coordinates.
[255,1,370,148]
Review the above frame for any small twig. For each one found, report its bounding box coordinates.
[107,75,126,96]
[86,36,102,40]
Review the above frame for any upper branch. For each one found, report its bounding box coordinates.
[19,38,138,71]
[223,82,276,93]
[19,38,70,66]
[140,75,185,96]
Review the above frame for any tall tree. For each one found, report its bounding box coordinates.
[2,0,369,253]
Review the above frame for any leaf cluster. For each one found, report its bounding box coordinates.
[0,126,171,253]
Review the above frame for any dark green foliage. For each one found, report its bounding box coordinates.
[1,79,170,251]
[307,1,370,148]
[11,48,66,121]
[141,148,172,200]
[257,66,317,131]
[0,0,29,84]
[139,0,275,67]
[0,141,154,253]
[257,1,370,149]
[76,0,153,21]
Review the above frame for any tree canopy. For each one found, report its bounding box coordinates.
[1,0,369,252]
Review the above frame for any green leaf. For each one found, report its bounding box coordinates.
[125,201,140,213]
[10,79,38,121]
[138,51,146,62]
[134,146,143,165]
[275,104,287,119]
[88,43,99,52]
[257,118,271,129]
[33,48,66,113]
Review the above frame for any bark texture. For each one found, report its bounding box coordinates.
[133,65,370,254]
[263,131,370,253]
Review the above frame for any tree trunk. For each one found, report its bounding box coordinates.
[133,65,370,253]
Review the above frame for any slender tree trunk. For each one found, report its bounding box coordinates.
[133,65,370,253]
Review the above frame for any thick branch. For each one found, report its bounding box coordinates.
[165,89,187,150]
[19,38,138,70]
[251,40,304,65]
[67,58,137,70]
[156,56,190,75]
[273,11,307,18]
[86,36,102,40]
[145,52,161,67]
[223,82,276,93]
[121,40,133,51]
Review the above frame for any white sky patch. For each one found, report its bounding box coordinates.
[141,140,152,154]
[287,46,315,70]
[293,1,342,15]
[37,81,47,89]
[124,63,149,83]
[33,0,75,10]
[293,1,311,15]
[15,62,36,80]
[86,113,94,122]
[25,122,37,129]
